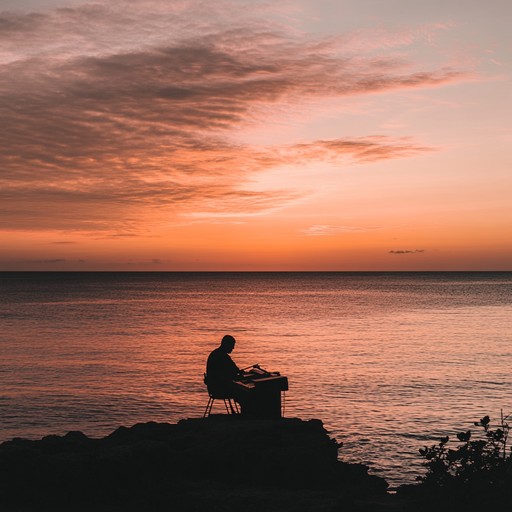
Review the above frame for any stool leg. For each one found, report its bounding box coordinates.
[203,397,214,418]
[205,397,240,417]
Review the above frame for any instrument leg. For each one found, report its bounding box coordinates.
[227,399,238,414]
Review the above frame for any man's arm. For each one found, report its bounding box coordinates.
[225,354,242,379]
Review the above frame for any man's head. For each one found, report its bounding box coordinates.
[220,334,236,353]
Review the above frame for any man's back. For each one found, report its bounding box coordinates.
[205,334,241,396]
[207,347,238,378]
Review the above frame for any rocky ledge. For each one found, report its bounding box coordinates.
[0,417,390,511]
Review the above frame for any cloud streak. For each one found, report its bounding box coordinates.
[0,0,467,233]
[389,250,425,254]
[304,225,383,236]
[289,136,431,163]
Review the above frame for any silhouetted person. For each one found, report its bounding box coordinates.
[205,334,244,401]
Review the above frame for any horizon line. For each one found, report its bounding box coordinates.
[1,270,511,274]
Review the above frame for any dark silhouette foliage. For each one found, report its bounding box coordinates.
[410,411,512,509]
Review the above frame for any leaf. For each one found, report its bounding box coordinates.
[457,431,471,442]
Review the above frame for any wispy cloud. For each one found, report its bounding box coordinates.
[27,258,85,265]
[29,258,68,263]
[0,0,468,233]
[109,258,164,266]
[336,22,456,54]
[304,225,382,236]
[288,136,431,163]
[389,249,425,254]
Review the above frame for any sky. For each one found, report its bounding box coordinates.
[1,0,511,271]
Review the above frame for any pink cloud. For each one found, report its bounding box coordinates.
[288,136,432,163]
[0,1,469,233]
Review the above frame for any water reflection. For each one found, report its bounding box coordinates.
[0,272,511,487]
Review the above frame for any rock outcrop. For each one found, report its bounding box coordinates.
[0,416,388,511]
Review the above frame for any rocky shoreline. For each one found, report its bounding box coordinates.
[1,417,506,511]
[0,417,393,511]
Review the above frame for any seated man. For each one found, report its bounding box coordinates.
[205,334,245,402]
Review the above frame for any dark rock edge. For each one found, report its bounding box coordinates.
[0,417,398,511]
[4,416,497,512]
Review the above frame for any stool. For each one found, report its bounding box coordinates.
[203,395,240,418]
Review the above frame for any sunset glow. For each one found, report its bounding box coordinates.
[1,0,511,270]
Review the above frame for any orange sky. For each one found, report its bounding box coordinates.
[1,0,511,270]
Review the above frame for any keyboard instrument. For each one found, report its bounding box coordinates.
[233,366,288,419]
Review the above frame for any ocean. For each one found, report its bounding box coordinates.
[1,271,511,486]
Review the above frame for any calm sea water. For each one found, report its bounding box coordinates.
[1,272,511,486]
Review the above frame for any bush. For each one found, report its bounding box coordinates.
[418,411,512,493]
